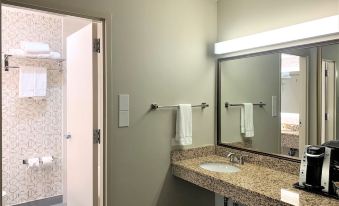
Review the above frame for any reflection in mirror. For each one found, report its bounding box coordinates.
[280,53,306,158]
[321,44,339,143]
[220,53,281,154]
[218,45,328,159]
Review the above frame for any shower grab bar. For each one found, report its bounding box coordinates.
[225,102,266,108]
[151,102,209,110]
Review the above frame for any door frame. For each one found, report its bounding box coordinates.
[0,1,108,206]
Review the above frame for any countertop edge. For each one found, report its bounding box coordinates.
[172,163,291,206]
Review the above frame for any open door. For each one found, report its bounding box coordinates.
[321,60,336,143]
[66,23,99,206]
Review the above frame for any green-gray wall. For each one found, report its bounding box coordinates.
[220,54,280,154]
[3,0,217,206]
[217,0,339,41]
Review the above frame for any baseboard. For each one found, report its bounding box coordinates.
[13,195,63,206]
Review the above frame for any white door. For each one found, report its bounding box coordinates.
[321,60,336,143]
[66,23,99,206]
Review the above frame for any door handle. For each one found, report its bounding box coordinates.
[65,134,72,139]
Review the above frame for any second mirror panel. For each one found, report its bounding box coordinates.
[219,44,339,159]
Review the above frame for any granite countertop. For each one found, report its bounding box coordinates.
[172,155,339,206]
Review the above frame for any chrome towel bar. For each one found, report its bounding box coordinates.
[151,102,209,110]
[225,102,266,108]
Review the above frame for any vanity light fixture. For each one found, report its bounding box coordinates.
[215,15,339,55]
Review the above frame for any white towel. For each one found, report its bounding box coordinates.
[20,41,50,54]
[173,104,192,145]
[19,67,47,98]
[40,156,53,165]
[240,103,254,137]
[27,158,40,167]
[19,67,35,97]
[34,67,47,97]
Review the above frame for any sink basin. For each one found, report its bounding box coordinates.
[199,162,240,173]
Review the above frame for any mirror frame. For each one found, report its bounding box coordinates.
[217,39,339,163]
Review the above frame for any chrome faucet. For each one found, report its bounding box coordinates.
[227,153,248,165]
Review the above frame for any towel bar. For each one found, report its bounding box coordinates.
[225,102,266,108]
[151,102,209,110]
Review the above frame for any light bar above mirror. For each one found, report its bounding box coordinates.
[215,15,339,55]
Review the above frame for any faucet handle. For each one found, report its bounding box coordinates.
[227,152,235,158]
[239,155,249,165]
[227,152,235,162]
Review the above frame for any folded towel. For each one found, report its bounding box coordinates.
[40,156,53,165]
[20,41,50,54]
[241,103,254,137]
[49,51,61,59]
[173,104,192,145]
[19,67,47,98]
[19,66,35,97]
[34,67,47,97]
[27,158,40,167]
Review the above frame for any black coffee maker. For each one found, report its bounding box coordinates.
[297,141,339,198]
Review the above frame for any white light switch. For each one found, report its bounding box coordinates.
[119,94,129,127]
[119,94,129,111]
[119,111,129,127]
[272,96,278,117]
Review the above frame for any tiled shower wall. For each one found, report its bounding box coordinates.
[2,7,63,205]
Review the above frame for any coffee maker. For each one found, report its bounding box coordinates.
[297,141,339,198]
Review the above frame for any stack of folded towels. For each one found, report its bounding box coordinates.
[9,41,61,59]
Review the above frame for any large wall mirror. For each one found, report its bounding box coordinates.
[217,41,339,161]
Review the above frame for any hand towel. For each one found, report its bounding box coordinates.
[40,156,53,165]
[20,41,50,54]
[173,104,192,145]
[27,158,40,167]
[34,67,47,97]
[49,51,61,59]
[240,103,254,137]
[19,66,35,97]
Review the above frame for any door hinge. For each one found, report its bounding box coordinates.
[325,113,328,121]
[93,38,100,53]
[325,69,328,77]
[93,129,101,144]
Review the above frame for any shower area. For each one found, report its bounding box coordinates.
[1,5,103,206]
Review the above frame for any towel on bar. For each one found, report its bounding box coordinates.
[19,66,35,97]
[240,103,254,137]
[173,104,192,146]
[20,41,50,54]
[34,67,47,97]
[19,66,47,98]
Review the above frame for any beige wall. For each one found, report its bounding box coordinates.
[2,0,217,206]
[218,0,339,41]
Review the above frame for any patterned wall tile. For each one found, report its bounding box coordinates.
[2,7,63,205]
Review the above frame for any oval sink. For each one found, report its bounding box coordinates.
[199,162,240,173]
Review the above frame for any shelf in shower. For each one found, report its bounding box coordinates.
[3,53,65,71]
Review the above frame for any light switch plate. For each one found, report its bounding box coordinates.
[119,111,129,127]
[272,96,278,117]
[119,94,129,111]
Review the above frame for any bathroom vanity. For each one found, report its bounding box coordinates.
[171,146,339,206]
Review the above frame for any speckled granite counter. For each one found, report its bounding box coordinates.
[172,148,339,206]
[281,130,299,149]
